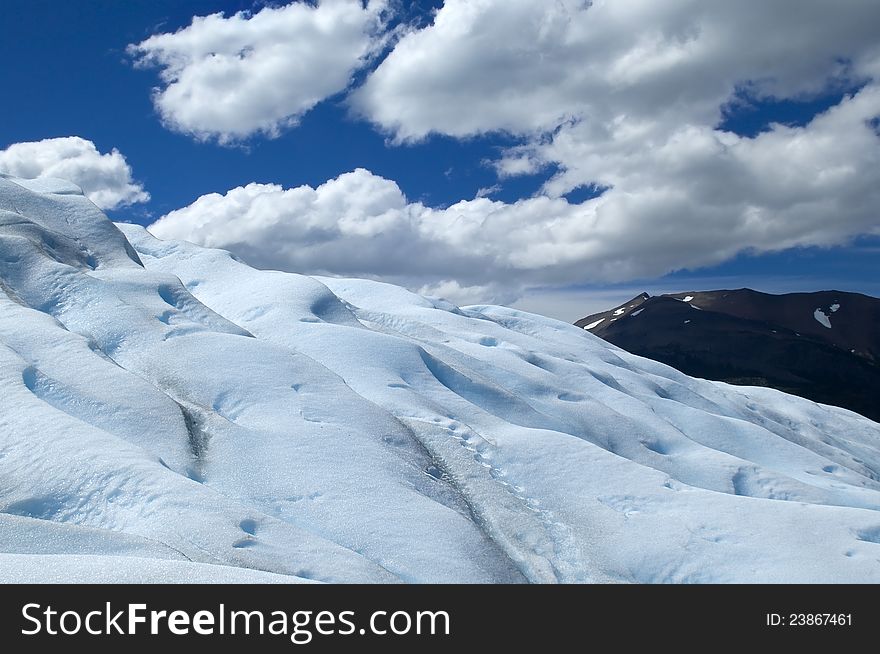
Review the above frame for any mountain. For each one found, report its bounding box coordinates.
[576,289,880,422]
[2,173,880,583]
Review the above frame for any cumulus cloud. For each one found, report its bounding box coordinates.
[150,1,880,307]
[149,88,880,301]
[148,168,569,301]
[0,137,149,210]
[353,0,880,142]
[129,0,388,143]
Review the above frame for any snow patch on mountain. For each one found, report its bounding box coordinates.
[814,308,833,329]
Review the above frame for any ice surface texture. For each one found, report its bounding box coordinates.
[2,174,879,583]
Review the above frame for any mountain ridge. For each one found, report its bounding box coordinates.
[576,288,880,421]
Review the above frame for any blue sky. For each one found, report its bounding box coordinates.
[1,0,878,320]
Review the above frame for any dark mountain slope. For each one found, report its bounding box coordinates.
[576,290,880,422]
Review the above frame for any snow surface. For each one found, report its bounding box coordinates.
[831,303,841,312]
[2,175,880,583]
[613,309,625,316]
[583,318,605,330]
[814,308,833,329]
[682,295,694,302]
[631,308,645,317]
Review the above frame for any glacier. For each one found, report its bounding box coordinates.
[1,172,879,583]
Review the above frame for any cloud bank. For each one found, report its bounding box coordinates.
[150,86,880,295]
[149,0,880,306]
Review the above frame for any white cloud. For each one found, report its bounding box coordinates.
[474,184,501,199]
[353,0,880,143]
[150,1,880,310]
[149,89,880,297]
[0,137,149,210]
[148,168,576,295]
[129,0,388,143]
